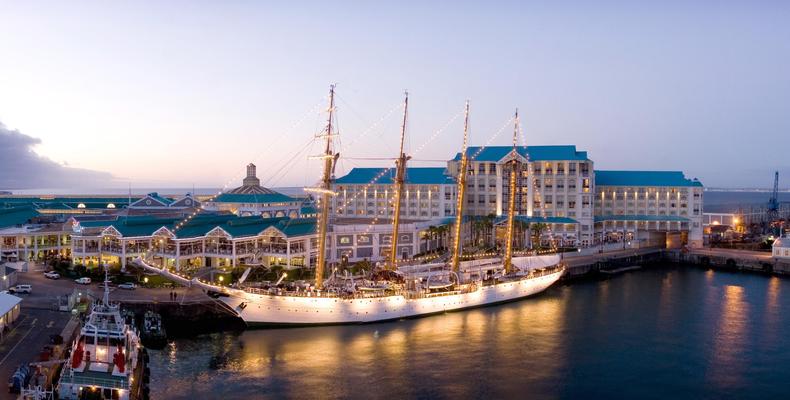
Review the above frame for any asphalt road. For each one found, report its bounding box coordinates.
[0,308,70,400]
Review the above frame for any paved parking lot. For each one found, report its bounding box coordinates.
[0,308,71,400]
[0,268,208,398]
[16,269,206,306]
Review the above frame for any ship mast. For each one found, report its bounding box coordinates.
[388,91,410,270]
[451,101,470,273]
[314,85,338,289]
[503,109,520,274]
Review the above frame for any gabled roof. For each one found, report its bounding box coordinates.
[335,167,454,185]
[595,171,703,187]
[452,145,589,162]
[169,194,199,208]
[106,215,181,237]
[130,192,173,208]
[212,193,297,204]
[0,206,39,229]
[594,215,690,222]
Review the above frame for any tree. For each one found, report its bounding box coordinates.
[530,222,549,250]
[513,220,529,249]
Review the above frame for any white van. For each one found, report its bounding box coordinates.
[75,277,92,285]
[9,284,32,294]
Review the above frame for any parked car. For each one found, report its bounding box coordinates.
[118,282,136,290]
[43,271,60,280]
[74,277,91,285]
[8,285,32,294]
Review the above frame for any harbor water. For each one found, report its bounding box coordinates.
[149,266,790,399]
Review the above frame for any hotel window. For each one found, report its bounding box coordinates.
[582,178,590,193]
[580,163,589,175]
[557,163,565,174]
[479,163,486,174]
[489,164,497,174]
[569,163,577,174]
[478,195,485,204]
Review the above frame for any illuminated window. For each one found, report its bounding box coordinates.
[107,203,116,209]
[77,203,86,209]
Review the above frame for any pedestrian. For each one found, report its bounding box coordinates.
[173,291,177,301]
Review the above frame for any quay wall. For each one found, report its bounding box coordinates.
[119,300,245,336]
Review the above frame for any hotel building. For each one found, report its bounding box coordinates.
[594,171,704,247]
[331,167,457,219]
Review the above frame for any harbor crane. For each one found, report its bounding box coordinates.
[768,171,780,221]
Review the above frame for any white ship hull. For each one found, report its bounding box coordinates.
[220,269,563,326]
[135,255,564,326]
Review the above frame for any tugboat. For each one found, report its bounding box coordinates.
[141,311,167,349]
[57,269,147,400]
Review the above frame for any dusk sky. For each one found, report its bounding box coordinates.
[1,1,788,190]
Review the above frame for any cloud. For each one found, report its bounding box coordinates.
[0,121,114,189]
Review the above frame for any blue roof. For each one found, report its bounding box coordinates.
[595,170,703,187]
[213,193,297,204]
[0,206,39,229]
[335,167,454,185]
[594,215,690,222]
[452,145,589,162]
[494,215,579,225]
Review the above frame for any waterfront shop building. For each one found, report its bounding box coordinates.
[201,163,306,218]
[70,215,317,271]
[68,213,455,270]
[594,171,704,248]
[0,206,72,265]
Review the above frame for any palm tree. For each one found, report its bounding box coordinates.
[483,214,496,248]
[530,222,548,250]
[514,220,529,249]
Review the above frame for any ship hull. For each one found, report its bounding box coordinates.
[219,269,563,326]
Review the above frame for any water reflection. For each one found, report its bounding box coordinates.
[149,269,790,400]
[150,293,569,399]
[707,285,749,389]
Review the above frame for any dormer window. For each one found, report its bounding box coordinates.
[77,203,86,209]
[107,203,116,209]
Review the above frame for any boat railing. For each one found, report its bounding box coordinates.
[60,374,128,389]
[238,265,564,301]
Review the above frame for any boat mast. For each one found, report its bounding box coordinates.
[315,85,338,289]
[503,109,519,274]
[451,101,470,273]
[388,91,410,270]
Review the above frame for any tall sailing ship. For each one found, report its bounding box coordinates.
[137,86,564,326]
